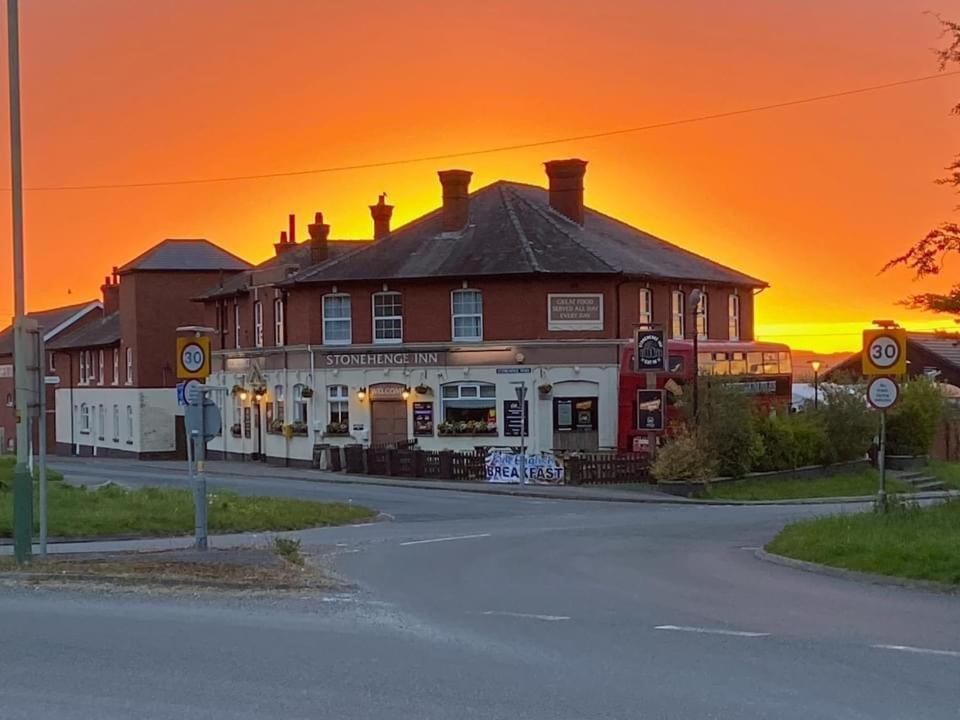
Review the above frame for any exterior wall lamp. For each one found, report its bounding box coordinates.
[357,387,367,401]
[401,386,411,400]
[239,391,249,401]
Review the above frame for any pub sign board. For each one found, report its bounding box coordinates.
[547,293,604,331]
[636,389,665,431]
[503,400,529,437]
[634,328,666,372]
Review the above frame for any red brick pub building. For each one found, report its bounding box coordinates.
[199,159,766,465]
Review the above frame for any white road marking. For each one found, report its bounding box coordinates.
[481,611,571,621]
[349,523,375,528]
[655,625,770,638]
[872,644,960,658]
[399,533,491,546]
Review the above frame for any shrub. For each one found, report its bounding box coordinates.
[652,425,714,483]
[697,380,763,478]
[752,412,830,471]
[885,378,945,456]
[817,383,875,463]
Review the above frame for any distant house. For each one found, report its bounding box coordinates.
[0,301,103,453]
[50,240,251,458]
[828,332,960,386]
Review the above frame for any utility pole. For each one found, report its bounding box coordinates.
[7,0,32,564]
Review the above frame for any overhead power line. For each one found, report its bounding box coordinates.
[7,69,960,192]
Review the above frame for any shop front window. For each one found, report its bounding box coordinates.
[439,382,497,435]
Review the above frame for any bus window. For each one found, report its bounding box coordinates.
[747,352,763,374]
[763,352,779,374]
[698,352,715,375]
[778,351,792,374]
[712,352,730,375]
[668,355,684,374]
[729,352,747,375]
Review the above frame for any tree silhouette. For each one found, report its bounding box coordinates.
[883,16,960,314]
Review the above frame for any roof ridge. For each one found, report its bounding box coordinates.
[505,185,618,272]
[499,184,543,272]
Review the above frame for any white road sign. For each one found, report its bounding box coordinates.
[867,336,900,370]
[180,343,206,373]
[867,376,899,410]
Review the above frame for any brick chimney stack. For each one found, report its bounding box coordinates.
[101,274,119,315]
[369,193,394,240]
[308,211,331,265]
[437,169,472,233]
[288,213,296,244]
[544,159,588,225]
[274,230,296,256]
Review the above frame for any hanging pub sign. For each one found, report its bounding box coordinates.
[636,389,665,431]
[503,400,529,437]
[413,402,434,436]
[634,328,666,372]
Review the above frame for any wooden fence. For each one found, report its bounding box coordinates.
[563,453,650,485]
[328,443,649,485]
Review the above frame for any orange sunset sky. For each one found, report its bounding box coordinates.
[1,0,959,352]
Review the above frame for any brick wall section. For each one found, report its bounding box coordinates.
[209,275,755,348]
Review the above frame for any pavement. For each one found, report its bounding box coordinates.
[0,456,956,719]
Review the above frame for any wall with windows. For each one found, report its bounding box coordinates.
[204,356,620,462]
[54,387,181,457]
[615,281,754,342]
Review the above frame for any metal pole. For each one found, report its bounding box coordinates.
[692,325,699,420]
[37,331,47,555]
[519,383,527,485]
[813,369,819,410]
[8,0,31,564]
[877,410,887,512]
[194,390,208,550]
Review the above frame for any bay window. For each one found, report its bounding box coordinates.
[439,382,497,435]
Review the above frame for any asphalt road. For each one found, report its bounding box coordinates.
[0,457,956,719]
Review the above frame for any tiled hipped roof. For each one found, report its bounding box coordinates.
[907,333,960,370]
[283,182,767,287]
[197,240,368,300]
[118,239,252,273]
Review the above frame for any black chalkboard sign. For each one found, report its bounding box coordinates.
[413,402,434,436]
[503,400,529,437]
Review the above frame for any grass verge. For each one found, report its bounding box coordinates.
[929,461,960,490]
[766,500,960,585]
[701,470,908,501]
[0,482,374,538]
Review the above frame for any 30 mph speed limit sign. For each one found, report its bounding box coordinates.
[862,328,907,376]
[176,336,211,379]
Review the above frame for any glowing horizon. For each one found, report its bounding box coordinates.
[1,0,958,354]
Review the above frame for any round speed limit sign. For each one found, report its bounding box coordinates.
[180,343,205,373]
[867,335,900,369]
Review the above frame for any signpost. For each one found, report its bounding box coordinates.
[862,326,906,510]
[511,382,528,484]
[176,328,216,549]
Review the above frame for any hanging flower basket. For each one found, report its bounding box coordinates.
[538,383,553,396]
[414,384,431,395]
[230,423,242,437]
[230,385,247,397]
[300,387,314,398]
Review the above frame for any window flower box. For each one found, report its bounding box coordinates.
[326,422,350,436]
[437,420,498,436]
[268,418,285,434]
[290,421,309,437]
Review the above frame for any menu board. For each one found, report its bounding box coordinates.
[503,400,529,437]
[413,402,434,436]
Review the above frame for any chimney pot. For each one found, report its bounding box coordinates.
[369,192,394,240]
[544,158,588,225]
[437,169,472,232]
[101,273,120,315]
[288,214,296,244]
[307,211,331,265]
[274,230,297,257]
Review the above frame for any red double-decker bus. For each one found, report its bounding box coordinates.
[617,340,793,453]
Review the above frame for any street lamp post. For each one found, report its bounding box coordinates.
[810,360,821,410]
[7,0,31,564]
